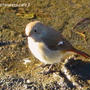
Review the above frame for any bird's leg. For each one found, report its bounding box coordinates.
[34,63,50,70]
[40,64,50,68]
[43,64,54,75]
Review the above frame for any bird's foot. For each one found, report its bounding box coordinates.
[43,70,52,75]
[41,64,55,75]
[36,64,56,75]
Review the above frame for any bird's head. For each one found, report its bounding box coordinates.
[25,21,48,42]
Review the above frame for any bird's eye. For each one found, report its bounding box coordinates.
[34,29,37,32]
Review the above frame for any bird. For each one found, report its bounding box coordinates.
[25,21,90,74]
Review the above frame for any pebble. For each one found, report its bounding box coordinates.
[23,58,31,64]
[26,79,30,83]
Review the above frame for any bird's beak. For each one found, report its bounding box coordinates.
[23,34,29,38]
[25,35,31,38]
[26,34,31,37]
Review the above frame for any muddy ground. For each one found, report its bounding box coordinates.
[0,0,90,90]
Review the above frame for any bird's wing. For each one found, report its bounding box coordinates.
[43,29,90,58]
[42,27,73,51]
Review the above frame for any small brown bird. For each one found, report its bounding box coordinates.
[25,21,90,74]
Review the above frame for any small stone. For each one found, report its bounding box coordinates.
[26,79,30,83]
[23,58,31,64]
[24,84,27,89]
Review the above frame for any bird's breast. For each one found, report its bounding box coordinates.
[28,37,72,64]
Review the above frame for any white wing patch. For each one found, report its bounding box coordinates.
[58,41,64,45]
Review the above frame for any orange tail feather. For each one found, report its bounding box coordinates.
[69,48,90,58]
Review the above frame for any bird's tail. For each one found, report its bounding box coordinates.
[68,48,90,58]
